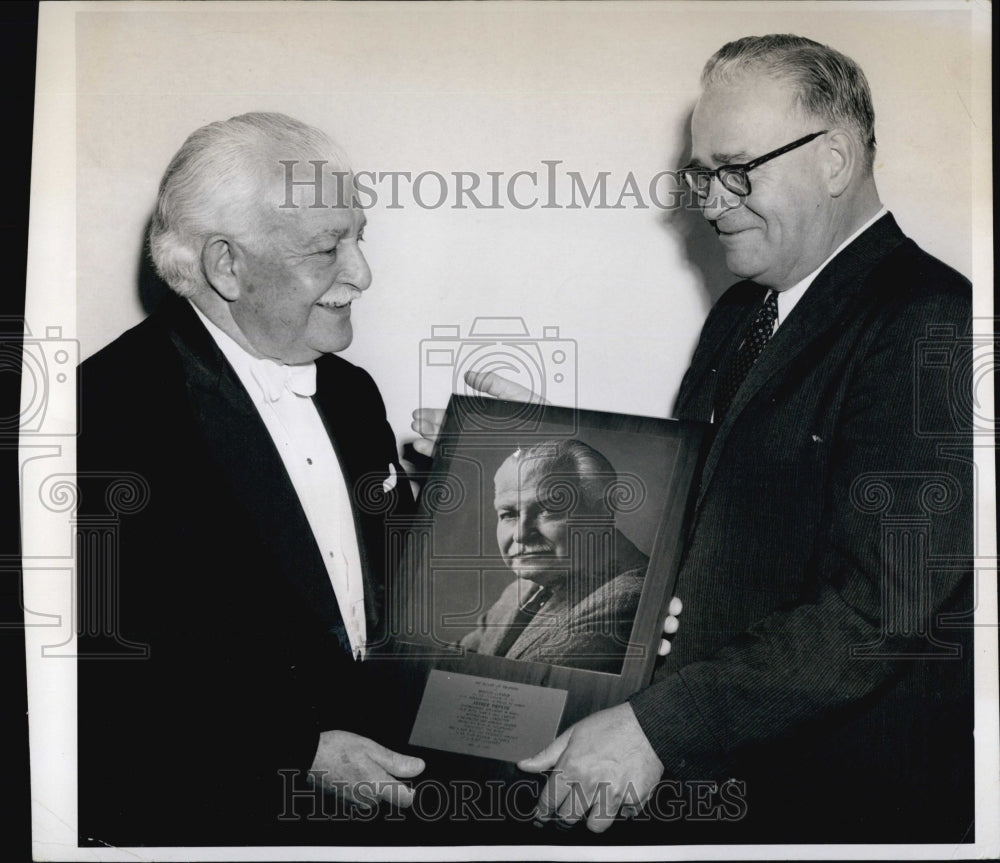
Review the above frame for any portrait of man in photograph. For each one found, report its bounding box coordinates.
[459,439,650,673]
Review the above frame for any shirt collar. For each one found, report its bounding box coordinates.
[188,301,316,402]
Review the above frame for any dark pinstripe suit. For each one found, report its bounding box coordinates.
[629,214,974,842]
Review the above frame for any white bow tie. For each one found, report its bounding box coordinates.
[250,360,317,402]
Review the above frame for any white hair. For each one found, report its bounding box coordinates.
[148,112,351,297]
[498,439,620,516]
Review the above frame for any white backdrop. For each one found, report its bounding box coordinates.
[23,2,996,860]
[73,2,984,454]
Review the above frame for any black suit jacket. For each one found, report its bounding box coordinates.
[77,296,414,846]
[629,214,974,842]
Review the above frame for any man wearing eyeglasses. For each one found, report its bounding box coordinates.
[506,34,974,841]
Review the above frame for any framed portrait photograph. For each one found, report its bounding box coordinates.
[382,396,706,769]
[18,0,995,858]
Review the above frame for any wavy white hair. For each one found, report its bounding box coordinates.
[500,439,620,517]
[148,112,351,297]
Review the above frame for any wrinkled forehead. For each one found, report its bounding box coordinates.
[252,164,365,240]
[493,454,564,497]
[691,74,806,163]
[261,156,359,210]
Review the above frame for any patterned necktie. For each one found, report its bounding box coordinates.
[714,290,779,421]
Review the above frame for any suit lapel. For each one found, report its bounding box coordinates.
[695,214,907,510]
[675,294,756,422]
[162,298,344,631]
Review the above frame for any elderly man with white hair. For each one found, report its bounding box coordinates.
[77,113,423,846]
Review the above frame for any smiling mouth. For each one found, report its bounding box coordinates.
[715,225,752,237]
[316,299,354,311]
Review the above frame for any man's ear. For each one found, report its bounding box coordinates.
[824,129,856,197]
[200,235,242,302]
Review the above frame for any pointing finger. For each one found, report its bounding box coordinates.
[464,370,541,403]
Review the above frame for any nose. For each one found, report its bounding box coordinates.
[700,175,743,222]
[339,242,372,293]
[513,512,538,545]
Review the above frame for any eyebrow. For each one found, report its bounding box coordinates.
[685,151,752,169]
[300,230,343,252]
[307,217,366,248]
[714,150,752,164]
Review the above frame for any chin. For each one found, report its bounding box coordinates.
[724,252,757,279]
[313,326,354,356]
[724,246,774,284]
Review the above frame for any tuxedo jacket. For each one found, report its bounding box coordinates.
[76,296,414,846]
[628,215,974,842]
[459,530,649,673]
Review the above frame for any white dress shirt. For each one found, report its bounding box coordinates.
[190,302,368,659]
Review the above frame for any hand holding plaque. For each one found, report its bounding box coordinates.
[517,701,664,833]
[308,731,425,810]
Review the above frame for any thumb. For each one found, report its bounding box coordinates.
[368,744,425,779]
[517,729,570,773]
[411,437,435,458]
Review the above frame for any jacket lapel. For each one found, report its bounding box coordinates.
[162,297,344,631]
[674,294,756,423]
[695,214,907,510]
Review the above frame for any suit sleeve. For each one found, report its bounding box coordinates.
[629,286,973,778]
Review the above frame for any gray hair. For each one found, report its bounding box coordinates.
[148,112,350,297]
[702,34,876,173]
[503,439,619,516]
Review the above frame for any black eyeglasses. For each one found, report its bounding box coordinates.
[679,130,828,200]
